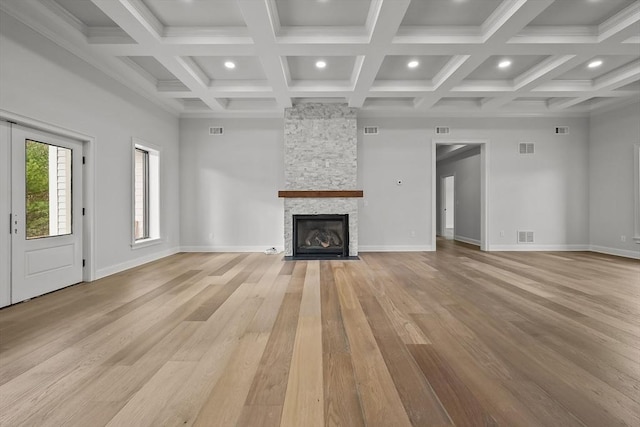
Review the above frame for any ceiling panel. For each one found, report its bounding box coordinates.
[400,0,503,27]
[275,0,372,27]
[528,0,636,26]
[11,0,639,117]
[54,0,117,26]
[616,81,640,91]
[558,56,640,80]
[466,55,550,81]
[192,57,266,81]
[376,55,450,81]
[141,0,246,27]
[127,57,178,81]
[287,56,356,81]
[363,98,415,107]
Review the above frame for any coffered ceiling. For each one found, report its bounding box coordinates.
[2,0,639,118]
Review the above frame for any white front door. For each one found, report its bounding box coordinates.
[11,125,83,303]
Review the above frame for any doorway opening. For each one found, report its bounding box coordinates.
[432,140,489,251]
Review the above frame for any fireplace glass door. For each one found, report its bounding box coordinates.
[293,214,348,258]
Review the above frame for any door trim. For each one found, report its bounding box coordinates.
[432,139,489,251]
[1,109,96,282]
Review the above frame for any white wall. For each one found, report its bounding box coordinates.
[0,12,181,279]
[589,101,640,258]
[436,147,482,245]
[358,116,590,251]
[179,118,284,251]
[179,115,590,253]
[357,119,432,250]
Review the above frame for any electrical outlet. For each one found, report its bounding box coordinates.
[410,230,416,238]
[500,230,505,237]
[621,235,627,242]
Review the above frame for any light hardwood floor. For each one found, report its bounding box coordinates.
[1,240,639,426]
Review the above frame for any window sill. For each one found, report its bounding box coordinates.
[132,237,162,250]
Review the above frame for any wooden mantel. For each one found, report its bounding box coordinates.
[278,190,364,198]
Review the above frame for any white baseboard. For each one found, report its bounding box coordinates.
[180,245,285,253]
[589,245,640,259]
[489,244,589,252]
[95,247,180,280]
[454,235,481,246]
[359,245,434,252]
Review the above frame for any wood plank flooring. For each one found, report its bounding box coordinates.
[1,240,639,426]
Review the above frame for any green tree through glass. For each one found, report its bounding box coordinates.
[26,140,50,238]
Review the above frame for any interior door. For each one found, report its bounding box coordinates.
[11,125,83,303]
[442,175,454,238]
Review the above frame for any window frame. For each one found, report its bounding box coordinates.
[634,143,640,243]
[132,138,161,248]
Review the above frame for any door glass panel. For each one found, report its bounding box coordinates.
[25,140,72,239]
[134,148,149,240]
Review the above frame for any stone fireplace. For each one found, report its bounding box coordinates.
[280,103,361,258]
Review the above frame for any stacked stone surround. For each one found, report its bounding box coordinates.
[283,103,359,256]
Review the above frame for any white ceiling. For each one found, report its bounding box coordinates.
[2,0,639,118]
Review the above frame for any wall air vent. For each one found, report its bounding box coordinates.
[435,126,450,135]
[519,142,535,154]
[363,126,379,135]
[554,126,569,135]
[518,231,534,243]
[209,126,224,135]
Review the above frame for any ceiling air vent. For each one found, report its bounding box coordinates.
[519,142,535,154]
[518,231,534,244]
[554,126,569,135]
[435,126,450,135]
[209,126,224,135]
[363,126,379,135]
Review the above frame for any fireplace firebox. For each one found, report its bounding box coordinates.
[292,214,349,259]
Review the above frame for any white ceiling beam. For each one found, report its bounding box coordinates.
[237,0,291,109]
[348,0,411,108]
[481,54,584,109]
[90,0,225,111]
[91,44,257,57]
[598,2,640,44]
[0,0,182,114]
[90,0,161,45]
[415,55,485,109]
[481,0,554,44]
[416,0,553,111]
[594,59,640,91]
[548,97,591,110]
[588,97,635,112]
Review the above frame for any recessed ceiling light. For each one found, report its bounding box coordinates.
[498,60,512,69]
[408,60,419,68]
[316,60,327,69]
[588,60,603,69]
[224,61,236,69]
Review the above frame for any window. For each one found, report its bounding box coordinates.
[132,139,160,246]
[25,140,73,239]
[134,148,149,240]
